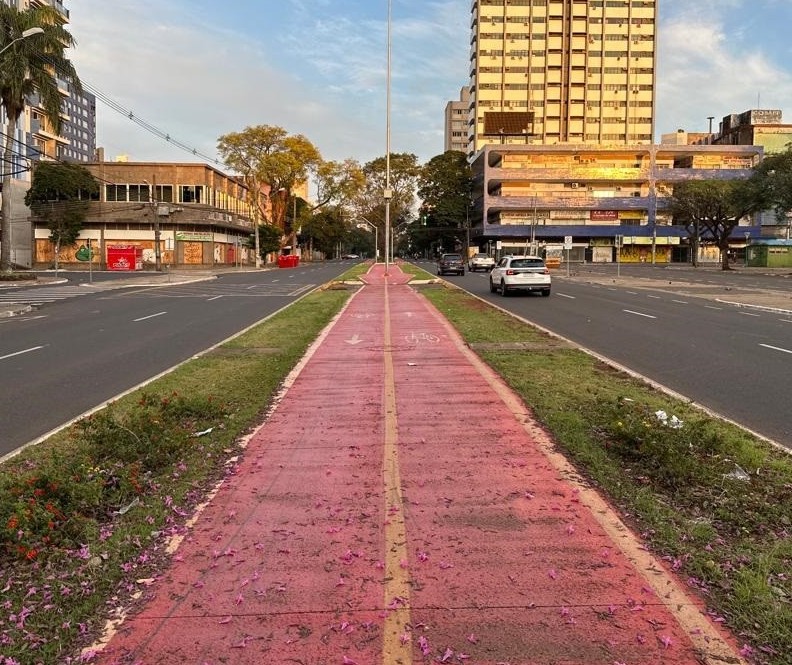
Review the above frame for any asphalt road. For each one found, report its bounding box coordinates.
[429,261,792,449]
[0,262,354,456]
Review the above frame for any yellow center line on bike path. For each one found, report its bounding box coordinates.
[381,282,413,665]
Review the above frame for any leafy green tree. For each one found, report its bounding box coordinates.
[353,153,420,258]
[312,158,365,216]
[415,150,473,256]
[667,179,763,270]
[217,125,321,260]
[24,162,98,268]
[255,222,282,259]
[750,146,792,234]
[301,207,348,257]
[1,4,80,272]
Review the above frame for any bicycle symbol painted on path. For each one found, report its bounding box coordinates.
[404,331,440,345]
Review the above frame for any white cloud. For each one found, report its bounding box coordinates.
[656,8,792,136]
[69,0,386,165]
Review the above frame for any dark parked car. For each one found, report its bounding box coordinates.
[437,253,465,276]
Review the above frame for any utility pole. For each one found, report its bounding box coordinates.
[143,178,162,271]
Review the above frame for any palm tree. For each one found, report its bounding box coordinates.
[1,4,80,272]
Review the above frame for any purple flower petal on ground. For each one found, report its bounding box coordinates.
[418,635,431,656]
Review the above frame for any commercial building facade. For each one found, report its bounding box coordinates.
[470,142,763,263]
[31,162,259,269]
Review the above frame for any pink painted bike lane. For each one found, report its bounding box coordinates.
[93,269,406,664]
[91,263,745,665]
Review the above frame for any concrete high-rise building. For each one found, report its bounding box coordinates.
[444,86,470,153]
[468,0,657,153]
[60,87,97,162]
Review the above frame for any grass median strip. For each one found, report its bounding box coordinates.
[420,283,791,665]
[0,286,351,664]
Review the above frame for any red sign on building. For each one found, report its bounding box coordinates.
[107,245,143,271]
[590,210,619,221]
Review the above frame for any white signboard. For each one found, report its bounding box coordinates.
[563,235,573,250]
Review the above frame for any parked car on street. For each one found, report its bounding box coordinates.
[436,253,465,276]
[468,252,495,272]
[489,255,551,296]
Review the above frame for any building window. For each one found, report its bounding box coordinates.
[105,184,125,202]
[180,185,204,204]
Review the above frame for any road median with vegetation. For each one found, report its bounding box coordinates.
[0,263,789,664]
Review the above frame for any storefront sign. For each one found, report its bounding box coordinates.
[590,210,619,221]
[176,231,214,242]
[107,245,143,271]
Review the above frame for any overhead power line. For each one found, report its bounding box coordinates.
[80,81,225,167]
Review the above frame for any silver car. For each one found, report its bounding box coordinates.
[489,255,551,297]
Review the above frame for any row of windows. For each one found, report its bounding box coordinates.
[478,0,653,9]
[103,184,254,213]
[479,81,653,90]
[480,17,653,26]
[105,184,209,204]
[477,100,654,111]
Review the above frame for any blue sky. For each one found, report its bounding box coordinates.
[67,0,792,167]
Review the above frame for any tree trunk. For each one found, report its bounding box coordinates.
[1,114,19,272]
[720,240,732,270]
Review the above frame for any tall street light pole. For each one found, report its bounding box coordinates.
[383,0,393,277]
[0,26,43,58]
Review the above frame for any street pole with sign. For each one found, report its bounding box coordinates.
[563,235,572,277]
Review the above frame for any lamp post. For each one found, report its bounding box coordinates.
[384,0,393,276]
[0,26,43,57]
[744,231,751,267]
[357,217,378,261]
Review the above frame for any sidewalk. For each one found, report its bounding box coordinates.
[89,263,746,665]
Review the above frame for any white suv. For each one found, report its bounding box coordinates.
[489,255,551,297]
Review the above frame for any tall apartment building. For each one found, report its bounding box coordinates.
[60,86,97,162]
[444,86,470,153]
[468,0,657,153]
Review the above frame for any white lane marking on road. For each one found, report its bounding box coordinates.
[760,343,792,355]
[781,319,792,324]
[671,299,688,304]
[0,345,45,361]
[556,293,575,299]
[623,309,657,319]
[134,311,167,322]
[345,334,363,345]
[705,305,723,310]
[739,312,761,318]
[626,291,638,295]
[207,295,223,301]
[647,295,661,299]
